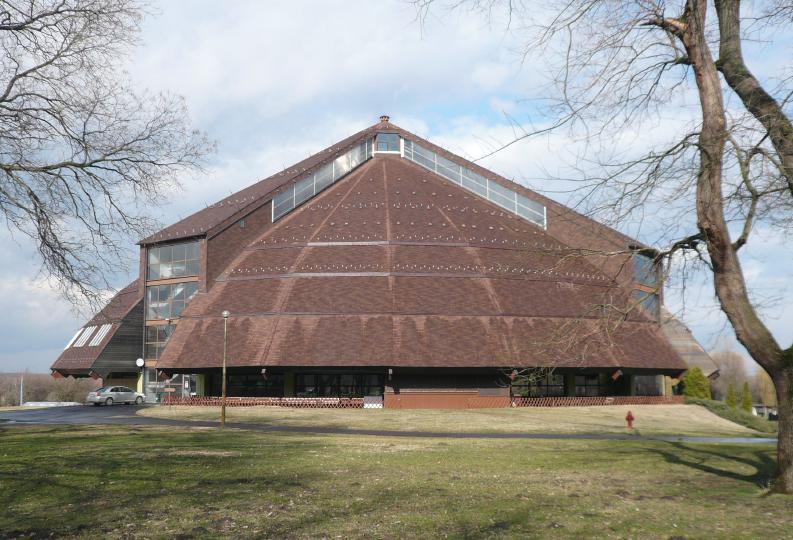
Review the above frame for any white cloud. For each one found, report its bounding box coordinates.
[2,0,791,374]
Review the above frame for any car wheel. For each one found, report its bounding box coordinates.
[135,396,144,405]
[105,397,114,406]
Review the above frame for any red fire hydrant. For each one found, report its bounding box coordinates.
[626,410,635,431]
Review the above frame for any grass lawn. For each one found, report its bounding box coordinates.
[139,404,770,437]
[0,425,788,539]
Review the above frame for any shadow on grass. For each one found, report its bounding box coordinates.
[0,426,332,538]
[651,441,776,489]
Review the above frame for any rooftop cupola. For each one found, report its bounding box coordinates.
[379,115,390,122]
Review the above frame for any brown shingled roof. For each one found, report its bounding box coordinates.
[139,123,385,245]
[157,155,684,372]
[140,118,642,252]
[51,281,141,374]
[661,308,719,378]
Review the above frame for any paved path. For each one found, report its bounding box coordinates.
[0,405,778,444]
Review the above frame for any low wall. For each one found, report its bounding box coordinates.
[384,391,510,409]
[161,394,684,409]
[162,396,363,408]
[511,396,685,407]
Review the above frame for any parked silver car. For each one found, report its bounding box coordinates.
[87,386,145,406]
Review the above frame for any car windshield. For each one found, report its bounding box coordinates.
[95,387,108,392]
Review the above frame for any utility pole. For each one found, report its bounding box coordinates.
[19,373,24,406]
[221,310,230,429]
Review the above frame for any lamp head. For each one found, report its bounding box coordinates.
[221,310,230,319]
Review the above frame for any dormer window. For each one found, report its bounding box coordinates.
[375,132,399,153]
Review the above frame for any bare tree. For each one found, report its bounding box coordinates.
[0,0,213,305]
[417,0,793,492]
[711,349,748,400]
[752,368,778,407]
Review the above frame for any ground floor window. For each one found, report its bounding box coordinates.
[227,373,284,397]
[575,373,607,397]
[296,373,384,398]
[511,372,565,397]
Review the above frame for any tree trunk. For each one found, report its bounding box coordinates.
[772,365,793,493]
[679,0,791,493]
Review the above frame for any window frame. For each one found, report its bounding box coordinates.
[147,240,200,281]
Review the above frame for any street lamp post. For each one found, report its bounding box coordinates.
[221,310,230,429]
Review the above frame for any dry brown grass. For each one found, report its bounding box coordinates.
[139,404,762,437]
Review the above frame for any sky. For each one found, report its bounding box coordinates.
[1,0,791,373]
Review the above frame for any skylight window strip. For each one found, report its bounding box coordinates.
[402,139,547,229]
[88,324,112,347]
[294,176,315,206]
[517,194,545,215]
[73,326,96,347]
[272,141,372,222]
[64,329,83,350]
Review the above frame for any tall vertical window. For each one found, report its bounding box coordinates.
[147,240,199,280]
[145,282,198,319]
[633,252,657,287]
[145,324,175,360]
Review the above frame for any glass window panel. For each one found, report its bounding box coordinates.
[185,241,199,261]
[488,181,515,199]
[463,177,488,197]
[148,247,160,266]
[294,177,315,205]
[413,153,436,170]
[375,133,399,152]
[88,324,112,346]
[334,154,351,177]
[412,144,435,161]
[634,253,657,286]
[160,263,175,280]
[273,201,292,220]
[172,243,186,262]
[488,189,516,211]
[349,145,364,168]
[147,240,199,280]
[274,188,294,208]
[404,140,547,229]
[173,283,187,301]
[437,155,459,176]
[403,139,413,159]
[170,261,187,277]
[73,326,96,347]
[517,194,544,215]
[314,162,334,191]
[185,282,197,298]
[517,204,544,227]
[437,164,461,183]
[64,329,83,349]
[159,245,173,264]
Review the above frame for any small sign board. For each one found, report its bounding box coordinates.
[163,387,176,393]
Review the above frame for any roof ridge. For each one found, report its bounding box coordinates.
[141,117,644,251]
[139,121,390,245]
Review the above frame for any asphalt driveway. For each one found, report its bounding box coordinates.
[0,405,778,444]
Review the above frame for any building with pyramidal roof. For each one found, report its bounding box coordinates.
[51,116,686,407]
